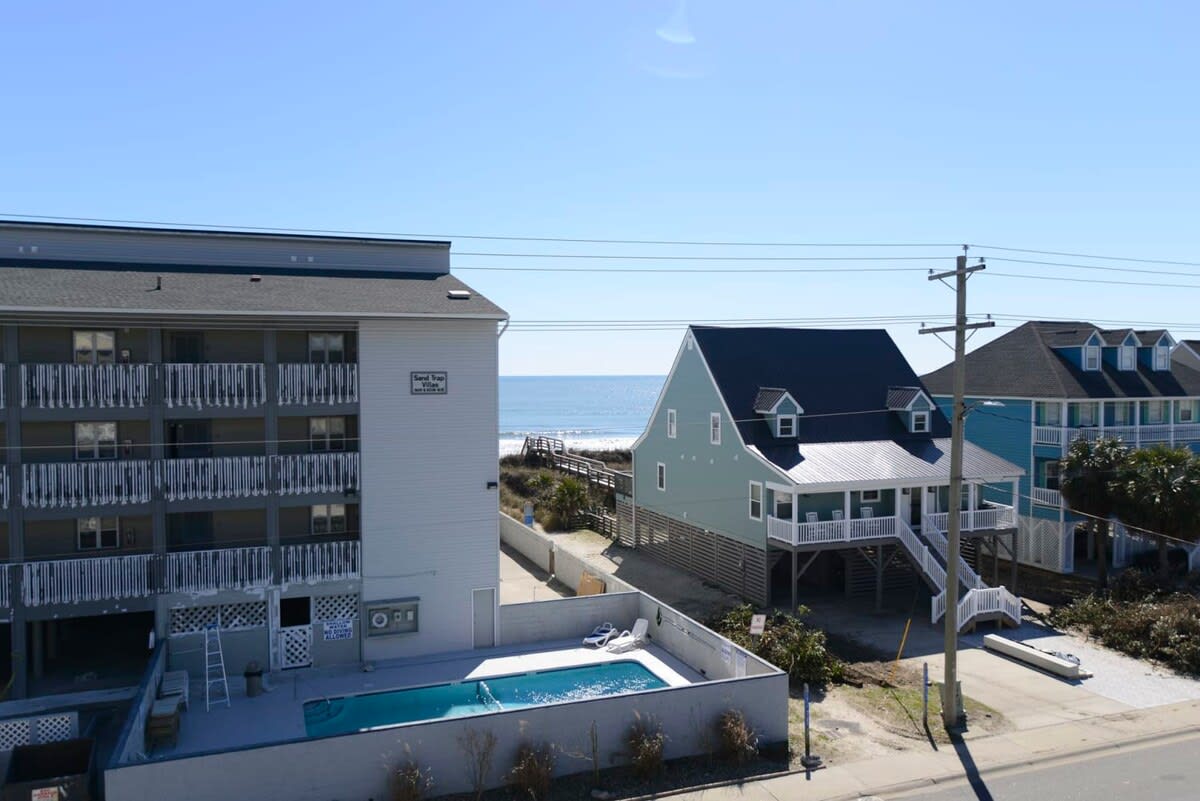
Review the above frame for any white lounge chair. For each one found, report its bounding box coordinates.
[606,618,649,653]
[582,622,618,648]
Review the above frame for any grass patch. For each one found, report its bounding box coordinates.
[843,682,1003,742]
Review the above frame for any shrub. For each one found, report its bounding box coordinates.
[508,742,555,800]
[389,761,432,801]
[717,709,758,765]
[1052,590,1200,675]
[550,477,590,525]
[626,715,666,780]
[710,604,844,685]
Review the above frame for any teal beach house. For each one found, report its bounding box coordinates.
[623,327,1024,629]
[922,321,1200,575]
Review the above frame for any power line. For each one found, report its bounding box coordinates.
[973,244,1200,269]
[988,256,1200,279]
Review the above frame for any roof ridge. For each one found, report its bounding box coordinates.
[1028,323,1072,397]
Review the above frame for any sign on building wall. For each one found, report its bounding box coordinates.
[323,619,354,641]
[410,371,448,395]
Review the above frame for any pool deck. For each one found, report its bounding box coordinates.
[147,639,703,760]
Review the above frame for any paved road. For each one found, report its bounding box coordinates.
[884,732,1200,801]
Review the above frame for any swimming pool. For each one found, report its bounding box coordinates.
[303,660,668,737]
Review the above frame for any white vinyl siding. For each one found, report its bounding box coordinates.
[709,413,721,445]
[667,408,677,439]
[748,481,762,521]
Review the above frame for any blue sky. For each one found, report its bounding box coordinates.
[3,2,1199,375]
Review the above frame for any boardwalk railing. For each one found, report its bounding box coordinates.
[21,363,153,409]
[282,540,361,583]
[521,436,620,490]
[278,363,359,406]
[162,363,266,409]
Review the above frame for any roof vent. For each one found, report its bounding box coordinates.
[250,274,262,283]
[447,289,471,300]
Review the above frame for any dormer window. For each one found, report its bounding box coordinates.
[1083,345,1101,371]
[1119,345,1136,371]
[912,411,930,433]
[777,415,795,437]
[1155,345,1171,371]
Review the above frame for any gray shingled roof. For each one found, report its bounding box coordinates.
[885,387,924,410]
[749,438,1022,489]
[921,321,1200,399]
[0,265,506,320]
[753,388,790,413]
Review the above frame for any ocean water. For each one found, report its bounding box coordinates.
[499,375,664,455]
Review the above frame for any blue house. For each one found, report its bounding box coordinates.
[625,327,1024,629]
[922,321,1200,575]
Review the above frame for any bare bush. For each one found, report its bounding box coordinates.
[389,759,432,801]
[458,728,498,801]
[626,714,666,780]
[508,741,556,799]
[717,709,759,765]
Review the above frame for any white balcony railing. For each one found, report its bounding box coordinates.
[921,515,987,591]
[0,465,7,511]
[277,453,360,496]
[1040,422,1200,451]
[157,456,270,501]
[22,554,155,607]
[278,363,359,406]
[1033,425,1062,446]
[162,363,266,409]
[20,363,152,409]
[282,540,361,583]
[1031,487,1062,507]
[22,460,154,509]
[766,514,897,546]
[0,364,5,409]
[924,506,1016,534]
[163,547,272,593]
[957,587,1022,630]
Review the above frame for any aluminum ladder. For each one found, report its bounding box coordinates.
[204,625,231,710]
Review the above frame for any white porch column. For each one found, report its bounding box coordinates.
[1170,400,1176,445]
[967,482,977,532]
[1135,401,1141,447]
[1060,400,1069,455]
[843,490,851,540]
[791,490,798,545]
[1098,400,1105,438]
[1011,478,1020,517]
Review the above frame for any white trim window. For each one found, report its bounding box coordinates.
[73,330,116,365]
[861,489,881,503]
[78,516,120,551]
[1119,345,1136,371]
[308,332,346,363]
[1180,401,1196,423]
[75,421,118,460]
[777,415,796,437]
[310,416,347,452]
[748,482,763,520]
[1077,403,1096,427]
[709,413,721,445]
[656,462,666,491]
[1112,402,1130,425]
[1155,345,1171,371]
[311,503,348,536]
[911,411,930,433]
[1145,400,1166,424]
[1083,345,1101,371]
[667,409,677,439]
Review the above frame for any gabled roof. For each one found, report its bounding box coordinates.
[1100,329,1139,346]
[753,388,792,414]
[690,327,951,472]
[921,321,1200,400]
[885,386,928,411]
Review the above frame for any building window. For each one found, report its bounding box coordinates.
[656,462,666,491]
[1083,345,1101,371]
[1044,461,1061,491]
[667,409,677,439]
[1113,402,1129,425]
[775,492,793,521]
[778,415,796,437]
[75,422,117,460]
[308,333,346,363]
[73,330,116,365]
[1181,401,1196,423]
[1145,400,1166,424]
[1119,345,1136,371]
[310,416,347,452]
[1155,346,1170,371]
[1077,403,1095,427]
[710,413,721,445]
[78,516,120,550]
[748,482,762,520]
[911,411,930,433]
[861,489,881,503]
[1038,402,1062,426]
[311,504,347,536]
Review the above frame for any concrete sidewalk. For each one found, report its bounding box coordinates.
[661,698,1200,801]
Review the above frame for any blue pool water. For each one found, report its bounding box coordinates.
[303,661,668,737]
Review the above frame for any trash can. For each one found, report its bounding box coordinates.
[244,661,264,697]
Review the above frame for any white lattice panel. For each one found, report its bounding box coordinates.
[0,720,30,751]
[313,594,358,622]
[220,601,267,630]
[170,605,219,636]
[36,714,74,744]
[280,626,311,669]
[1018,516,1070,573]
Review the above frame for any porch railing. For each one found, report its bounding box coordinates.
[162,363,266,409]
[1031,487,1062,507]
[1033,425,1062,446]
[957,587,1022,630]
[162,546,273,593]
[22,460,154,509]
[767,514,898,546]
[1039,423,1200,451]
[924,506,1016,534]
[282,540,361,583]
[157,456,271,501]
[22,554,155,607]
[21,363,153,409]
[277,453,360,495]
[278,363,359,406]
[921,515,987,590]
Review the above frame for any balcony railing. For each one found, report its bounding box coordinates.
[0,364,5,409]
[157,456,271,501]
[278,453,360,495]
[278,363,359,406]
[22,460,154,509]
[1038,422,1200,450]
[21,363,153,409]
[767,514,898,546]
[282,540,361,583]
[924,506,1016,534]
[162,363,266,409]
[0,465,7,511]
[163,546,273,593]
[22,554,155,607]
[1031,486,1062,507]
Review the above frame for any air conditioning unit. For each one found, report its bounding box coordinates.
[364,599,419,637]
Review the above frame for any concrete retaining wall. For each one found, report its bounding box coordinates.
[499,512,635,594]
[112,643,167,766]
[500,593,641,646]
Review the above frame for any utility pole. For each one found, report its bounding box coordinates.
[920,251,993,729]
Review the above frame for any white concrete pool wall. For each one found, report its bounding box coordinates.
[105,591,788,801]
[499,512,635,594]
